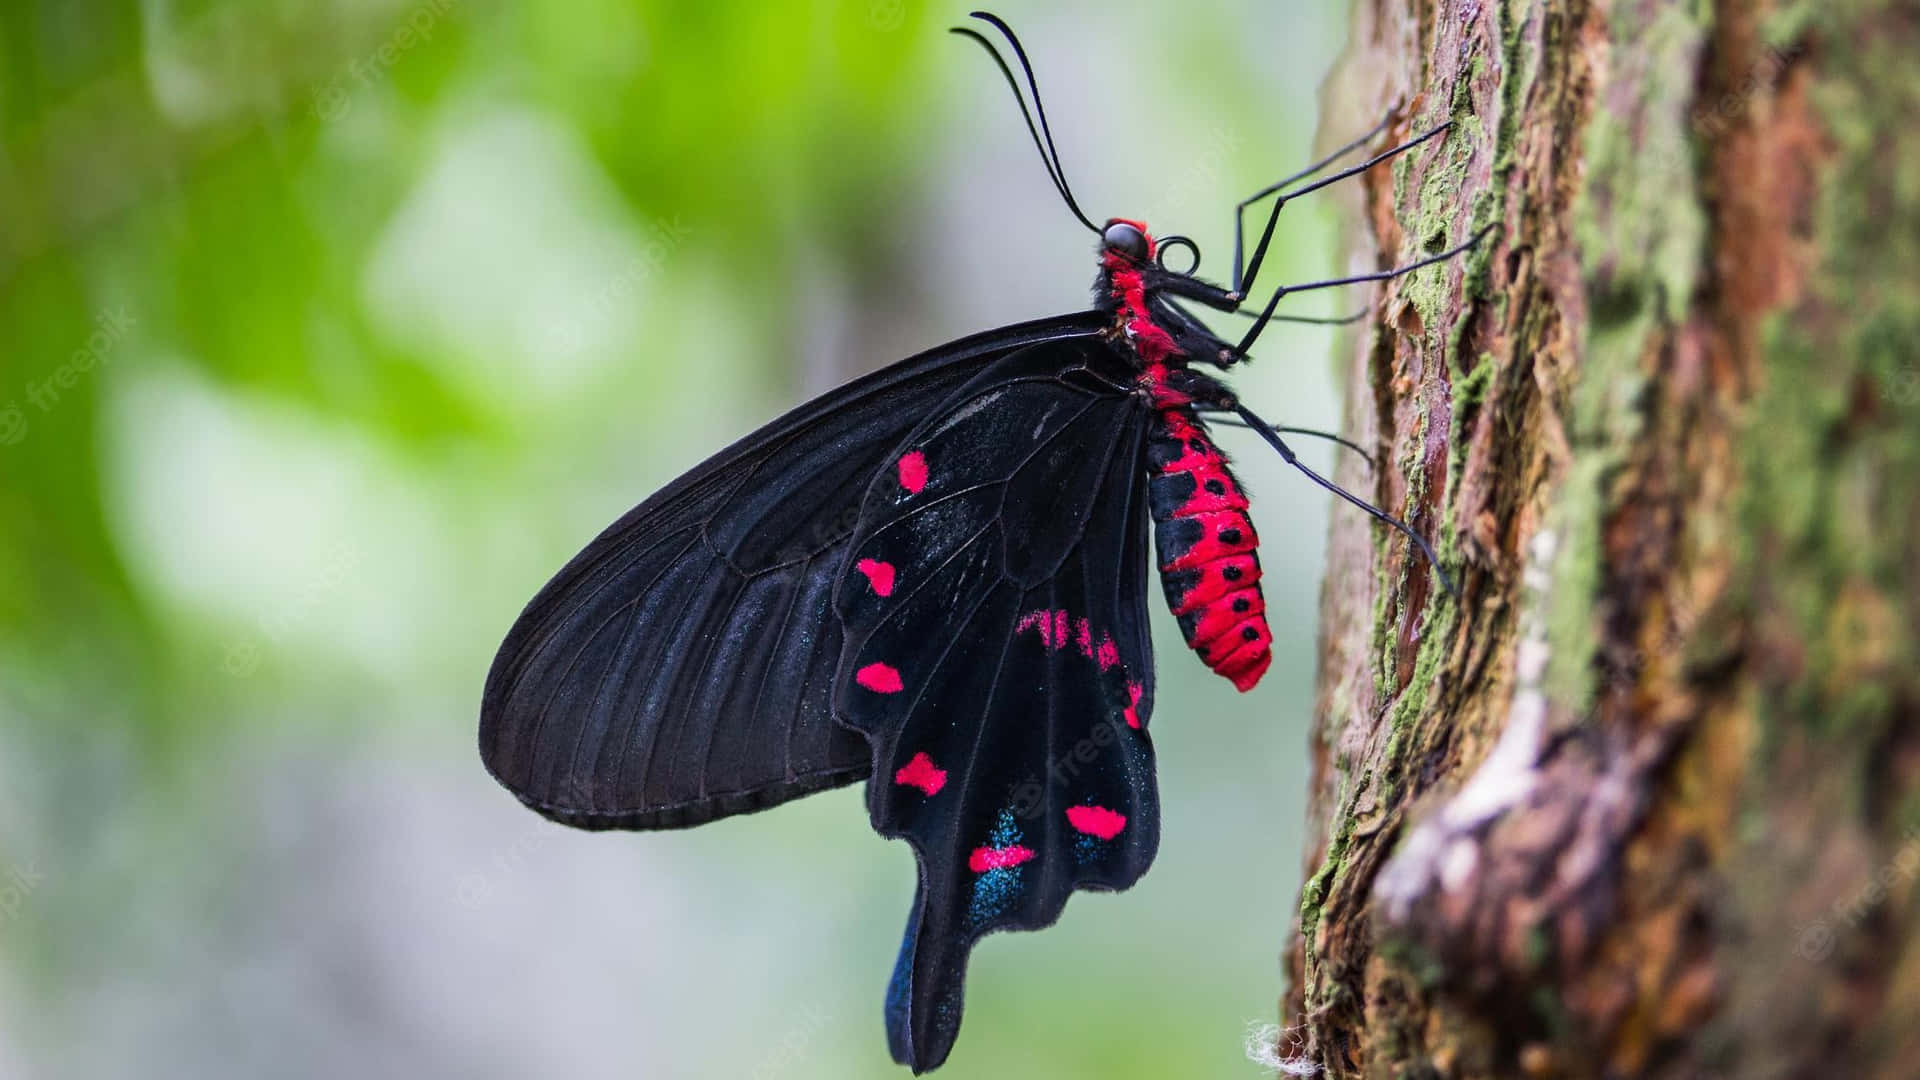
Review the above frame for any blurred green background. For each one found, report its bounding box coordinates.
[0,1,1362,1076]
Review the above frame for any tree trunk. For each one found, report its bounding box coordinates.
[1277,0,1920,1077]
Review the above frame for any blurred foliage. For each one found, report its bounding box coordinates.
[0,2,1353,1077]
[1,2,940,753]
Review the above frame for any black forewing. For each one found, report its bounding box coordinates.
[832,337,1159,1072]
[480,313,1108,830]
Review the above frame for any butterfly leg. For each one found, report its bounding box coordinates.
[1221,394,1459,599]
[1199,413,1376,469]
[1222,304,1372,327]
[1157,280,1370,330]
[1224,224,1495,362]
[1232,120,1454,301]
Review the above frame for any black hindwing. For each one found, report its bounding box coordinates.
[479,314,1108,830]
[833,337,1159,1072]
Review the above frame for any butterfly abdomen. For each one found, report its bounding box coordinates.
[1146,408,1272,691]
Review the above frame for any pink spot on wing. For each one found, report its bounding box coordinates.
[856,662,903,694]
[1018,609,1121,671]
[968,845,1036,873]
[1016,608,1071,649]
[893,752,947,795]
[856,558,896,597]
[897,451,927,493]
[1123,682,1143,729]
[1066,805,1128,840]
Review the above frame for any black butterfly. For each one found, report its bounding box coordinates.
[480,12,1479,1073]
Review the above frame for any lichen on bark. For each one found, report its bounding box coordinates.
[1280,0,1920,1076]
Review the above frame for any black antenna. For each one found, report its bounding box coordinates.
[1231,402,1459,600]
[952,12,1100,235]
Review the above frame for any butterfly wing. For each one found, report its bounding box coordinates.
[480,313,1108,830]
[832,336,1159,1072]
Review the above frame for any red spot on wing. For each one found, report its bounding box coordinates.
[893,752,947,795]
[856,558,896,597]
[856,662,904,694]
[1123,682,1144,729]
[1017,608,1125,674]
[1016,608,1074,650]
[1066,805,1128,840]
[968,845,1036,873]
[896,451,927,494]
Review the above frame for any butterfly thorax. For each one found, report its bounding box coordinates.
[1095,219,1191,407]
[1096,219,1273,691]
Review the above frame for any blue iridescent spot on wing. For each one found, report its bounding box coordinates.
[967,809,1031,926]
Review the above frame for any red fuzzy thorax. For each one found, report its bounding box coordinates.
[1102,223,1272,692]
[1102,231,1187,408]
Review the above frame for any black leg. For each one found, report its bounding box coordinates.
[1229,402,1459,600]
[1230,117,1391,293]
[1226,224,1494,361]
[1221,304,1372,326]
[1202,414,1377,469]
[1233,121,1455,302]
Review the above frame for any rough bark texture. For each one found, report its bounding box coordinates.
[1279,0,1920,1077]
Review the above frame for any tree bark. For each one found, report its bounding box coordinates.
[1278,0,1920,1077]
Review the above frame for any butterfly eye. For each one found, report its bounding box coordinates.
[1101,221,1148,261]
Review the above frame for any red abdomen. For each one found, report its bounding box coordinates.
[1146,408,1271,691]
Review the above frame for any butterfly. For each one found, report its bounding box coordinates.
[479,11,1479,1073]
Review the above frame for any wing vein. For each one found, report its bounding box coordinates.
[747,563,809,782]
[532,531,700,797]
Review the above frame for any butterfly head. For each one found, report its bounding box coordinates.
[1100,219,1155,265]
[1099,218,1203,282]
